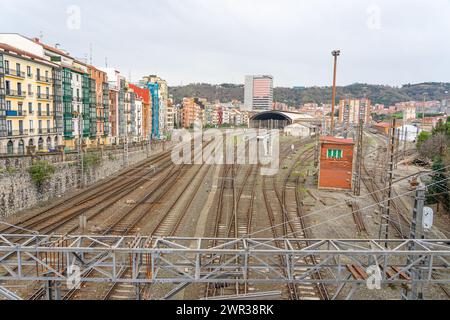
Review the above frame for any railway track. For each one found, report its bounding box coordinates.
[79,139,216,300]
[0,150,175,235]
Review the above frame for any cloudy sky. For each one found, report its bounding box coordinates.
[1,0,449,87]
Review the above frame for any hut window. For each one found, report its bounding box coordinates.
[327,149,343,159]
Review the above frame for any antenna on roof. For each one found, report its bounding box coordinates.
[38,31,43,40]
[89,43,93,65]
[105,57,108,68]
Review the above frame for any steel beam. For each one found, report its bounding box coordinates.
[0,235,449,286]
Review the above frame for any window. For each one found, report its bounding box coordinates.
[27,66,31,77]
[327,149,343,159]
[28,84,32,95]
[16,63,20,75]
[29,120,34,131]
[37,85,41,95]
[6,101,11,110]
[18,120,23,134]
[46,103,50,115]
[28,102,33,113]
[17,83,22,95]
[37,68,41,79]
[4,60,9,73]
[47,120,50,132]
[7,120,12,135]
[38,103,42,116]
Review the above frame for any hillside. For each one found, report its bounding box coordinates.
[169,82,450,107]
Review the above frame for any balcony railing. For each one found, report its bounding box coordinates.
[37,110,53,117]
[5,69,25,78]
[36,75,52,83]
[6,129,29,137]
[6,90,26,98]
[6,110,27,117]
[37,93,51,100]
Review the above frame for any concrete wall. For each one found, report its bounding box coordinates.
[0,141,172,220]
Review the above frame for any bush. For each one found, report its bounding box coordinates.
[83,153,102,168]
[28,161,55,188]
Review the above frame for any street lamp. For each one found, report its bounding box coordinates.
[331,50,341,136]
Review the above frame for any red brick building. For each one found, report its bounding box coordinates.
[318,136,355,190]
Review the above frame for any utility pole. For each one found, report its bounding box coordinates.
[354,101,366,196]
[421,93,427,129]
[395,126,400,169]
[403,127,408,159]
[314,128,320,168]
[330,50,340,136]
[403,183,426,300]
[379,118,397,245]
[123,134,129,167]
[77,112,84,189]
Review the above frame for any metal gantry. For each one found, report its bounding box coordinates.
[0,235,449,288]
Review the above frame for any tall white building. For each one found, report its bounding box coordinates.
[244,75,273,111]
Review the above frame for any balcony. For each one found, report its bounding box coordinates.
[37,110,52,117]
[6,110,27,117]
[6,129,29,137]
[36,75,52,83]
[5,69,25,79]
[6,90,26,98]
[37,93,52,100]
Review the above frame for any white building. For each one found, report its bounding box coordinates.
[284,123,312,138]
[134,96,143,141]
[71,70,84,137]
[396,124,421,142]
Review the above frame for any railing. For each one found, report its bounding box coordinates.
[6,129,29,136]
[5,110,27,117]
[37,93,51,100]
[36,75,52,83]
[5,69,25,78]
[5,90,26,98]
[37,111,53,117]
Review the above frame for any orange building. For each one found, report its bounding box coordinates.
[87,65,108,144]
[182,97,205,128]
[318,136,355,190]
[372,122,401,135]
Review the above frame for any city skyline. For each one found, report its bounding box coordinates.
[0,0,449,87]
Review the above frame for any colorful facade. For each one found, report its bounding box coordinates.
[0,42,62,154]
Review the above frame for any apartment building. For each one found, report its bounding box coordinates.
[129,83,151,140]
[0,42,61,155]
[101,68,126,144]
[338,98,372,125]
[182,97,205,128]
[141,75,172,137]
[87,65,109,145]
[244,75,273,111]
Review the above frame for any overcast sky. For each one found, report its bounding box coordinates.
[1,0,449,87]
